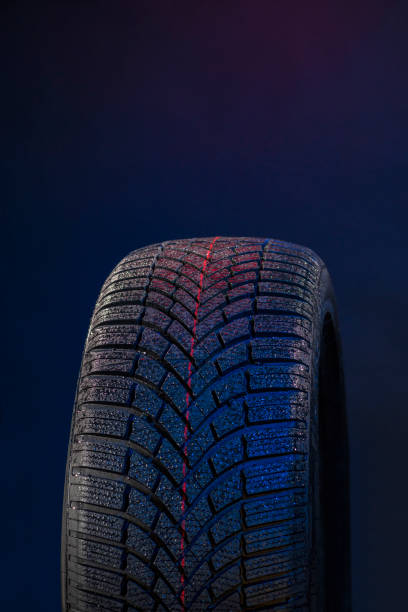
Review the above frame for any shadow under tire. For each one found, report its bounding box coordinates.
[61,236,351,611]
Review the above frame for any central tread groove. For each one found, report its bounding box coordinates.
[180,236,220,610]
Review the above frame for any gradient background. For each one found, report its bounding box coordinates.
[5,1,408,610]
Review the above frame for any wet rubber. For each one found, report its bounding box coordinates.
[61,236,351,611]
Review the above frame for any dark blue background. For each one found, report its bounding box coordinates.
[5,1,408,609]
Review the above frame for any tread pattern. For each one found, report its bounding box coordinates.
[63,237,324,611]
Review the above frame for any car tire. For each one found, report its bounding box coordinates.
[61,236,351,611]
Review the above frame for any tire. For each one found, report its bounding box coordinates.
[61,236,351,611]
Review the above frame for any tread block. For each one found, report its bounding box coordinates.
[187,427,215,466]
[224,297,253,319]
[130,418,161,453]
[154,578,180,610]
[78,374,134,405]
[200,280,229,302]
[184,562,212,604]
[254,315,311,341]
[70,587,124,610]
[107,262,153,278]
[159,405,185,447]
[209,508,241,544]
[248,363,309,392]
[135,355,166,385]
[131,382,162,417]
[211,471,242,511]
[76,405,130,437]
[211,563,240,598]
[212,400,244,437]
[243,490,307,526]
[259,269,316,291]
[211,436,243,474]
[256,295,313,319]
[157,438,184,478]
[190,389,218,426]
[154,547,181,587]
[230,270,257,285]
[197,292,226,319]
[219,318,251,344]
[196,310,225,340]
[244,568,307,606]
[245,544,306,580]
[174,286,197,312]
[83,349,136,376]
[146,290,174,312]
[258,281,314,306]
[86,323,141,350]
[164,343,190,377]
[70,538,122,568]
[213,591,241,610]
[211,535,241,570]
[244,518,306,553]
[139,327,170,358]
[216,343,248,374]
[128,452,158,488]
[244,456,306,494]
[213,370,247,404]
[185,497,213,540]
[167,319,193,346]
[227,282,255,300]
[245,391,308,423]
[170,300,195,328]
[128,488,157,524]
[127,523,156,559]
[192,461,213,488]
[161,373,188,412]
[245,423,307,457]
[193,332,223,367]
[70,474,126,509]
[250,336,310,364]
[68,508,124,541]
[127,581,156,609]
[154,512,181,558]
[189,589,212,609]
[143,306,172,331]
[70,564,122,594]
[72,438,127,473]
[190,360,219,395]
[186,532,212,564]
[92,304,144,327]
[155,472,181,505]
[126,553,155,587]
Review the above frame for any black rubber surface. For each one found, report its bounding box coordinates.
[61,236,350,611]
